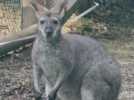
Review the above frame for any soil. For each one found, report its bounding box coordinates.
[0,48,34,100]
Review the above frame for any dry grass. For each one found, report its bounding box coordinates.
[0,3,21,40]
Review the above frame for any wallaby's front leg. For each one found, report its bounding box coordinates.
[46,76,66,100]
[47,65,74,100]
[46,76,65,100]
[33,64,42,94]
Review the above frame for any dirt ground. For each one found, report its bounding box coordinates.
[0,31,134,100]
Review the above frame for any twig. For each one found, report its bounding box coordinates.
[74,2,99,21]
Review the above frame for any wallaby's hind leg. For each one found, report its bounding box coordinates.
[81,71,116,100]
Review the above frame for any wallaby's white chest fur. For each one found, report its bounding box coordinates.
[32,35,74,86]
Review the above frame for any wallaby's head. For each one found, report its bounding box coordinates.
[31,0,68,40]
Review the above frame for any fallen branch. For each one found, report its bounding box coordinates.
[74,2,99,21]
[0,35,36,57]
[0,24,37,42]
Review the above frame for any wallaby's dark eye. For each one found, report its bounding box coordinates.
[40,20,45,24]
[52,19,58,25]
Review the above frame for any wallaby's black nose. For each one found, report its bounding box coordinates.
[45,27,53,35]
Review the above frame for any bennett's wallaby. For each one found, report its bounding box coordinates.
[31,0,121,100]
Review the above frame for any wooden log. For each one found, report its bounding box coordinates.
[0,35,36,57]
[0,24,38,42]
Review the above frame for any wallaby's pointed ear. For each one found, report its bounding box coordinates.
[31,1,49,18]
[50,0,68,18]
[59,0,68,12]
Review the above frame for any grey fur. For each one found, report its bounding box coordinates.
[32,32,121,100]
[31,2,121,100]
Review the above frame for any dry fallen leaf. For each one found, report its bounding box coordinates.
[62,14,82,33]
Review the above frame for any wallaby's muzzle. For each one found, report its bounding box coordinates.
[45,27,54,37]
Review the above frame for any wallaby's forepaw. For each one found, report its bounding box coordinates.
[48,94,56,100]
[34,82,42,94]
[35,96,42,100]
[43,90,56,100]
[34,92,42,100]
[33,88,42,100]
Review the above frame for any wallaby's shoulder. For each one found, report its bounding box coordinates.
[62,33,104,50]
[62,33,113,63]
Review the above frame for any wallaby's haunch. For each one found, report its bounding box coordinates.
[31,1,121,100]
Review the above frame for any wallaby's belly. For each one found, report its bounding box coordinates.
[37,50,85,100]
[58,83,81,100]
[41,53,83,100]
[57,70,83,100]
[39,51,66,85]
[56,64,87,100]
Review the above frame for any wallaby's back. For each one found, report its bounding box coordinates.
[58,33,121,100]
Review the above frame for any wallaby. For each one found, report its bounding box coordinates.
[31,0,121,100]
